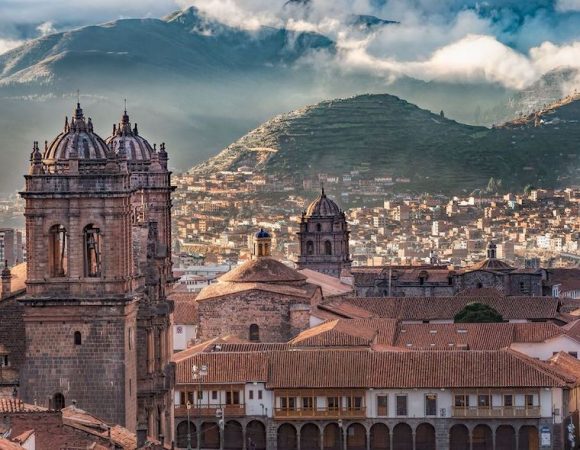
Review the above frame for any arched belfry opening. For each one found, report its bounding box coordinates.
[83,224,102,277]
[49,225,68,277]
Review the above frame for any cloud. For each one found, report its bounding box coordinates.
[36,22,56,36]
[555,0,580,11]
[0,38,22,55]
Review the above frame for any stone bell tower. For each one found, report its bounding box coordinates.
[19,103,138,430]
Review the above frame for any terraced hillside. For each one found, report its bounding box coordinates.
[192,94,580,193]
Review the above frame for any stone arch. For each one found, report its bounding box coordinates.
[392,423,413,450]
[48,224,67,277]
[449,424,469,450]
[325,240,332,255]
[495,425,516,450]
[277,423,297,450]
[83,223,102,277]
[201,422,220,449]
[301,423,320,450]
[518,425,539,450]
[323,423,342,450]
[249,324,260,342]
[246,420,266,450]
[416,423,436,450]
[370,423,390,450]
[307,240,314,255]
[224,420,243,450]
[346,423,366,450]
[176,421,197,449]
[74,330,82,345]
[53,392,65,410]
[473,424,493,450]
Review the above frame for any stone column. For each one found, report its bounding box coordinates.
[366,428,371,450]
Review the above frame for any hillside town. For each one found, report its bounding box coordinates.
[0,104,578,450]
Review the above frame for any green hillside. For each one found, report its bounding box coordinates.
[192,94,580,193]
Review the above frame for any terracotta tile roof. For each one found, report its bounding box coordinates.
[266,349,573,389]
[289,319,398,347]
[0,399,47,413]
[0,440,25,450]
[322,296,561,321]
[219,258,306,283]
[549,352,580,385]
[466,258,514,272]
[172,297,197,324]
[173,336,251,363]
[454,288,504,297]
[196,281,318,301]
[175,352,269,385]
[297,268,353,297]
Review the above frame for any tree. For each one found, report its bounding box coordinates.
[454,302,504,323]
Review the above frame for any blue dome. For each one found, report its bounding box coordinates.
[255,228,271,238]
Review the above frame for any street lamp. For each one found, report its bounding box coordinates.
[192,364,208,450]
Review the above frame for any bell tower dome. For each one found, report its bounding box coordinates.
[296,187,351,277]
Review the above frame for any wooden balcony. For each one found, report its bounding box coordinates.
[175,404,246,418]
[452,406,541,418]
[274,407,367,420]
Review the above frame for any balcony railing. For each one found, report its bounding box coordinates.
[452,406,541,418]
[175,404,246,418]
[274,407,366,420]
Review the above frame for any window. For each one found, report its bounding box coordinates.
[280,396,296,410]
[249,324,260,342]
[74,331,82,346]
[187,392,194,405]
[49,225,67,277]
[306,240,314,255]
[377,395,388,416]
[249,390,254,400]
[503,395,513,407]
[478,395,490,408]
[212,391,218,400]
[525,394,534,408]
[0,355,8,367]
[53,393,65,410]
[302,397,314,410]
[258,390,262,400]
[419,276,425,286]
[476,282,483,289]
[454,394,469,408]
[346,396,363,410]
[83,224,102,277]
[396,395,407,416]
[129,379,132,397]
[316,223,322,232]
[226,391,240,405]
[569,352,578,358]
[324,240,332,255]
[327,396,340,411]
[425,394,437,416]
[197,390,203,400]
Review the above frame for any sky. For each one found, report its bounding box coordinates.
[1,0,580,90]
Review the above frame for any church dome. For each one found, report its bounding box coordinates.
[105,110,153,161]
[255,228,271,238]
[43,103,109,162]
[219,258,306,284]
[305,188,341,217]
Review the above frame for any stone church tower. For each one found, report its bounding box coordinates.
[19,103,174,444]
[297,188,351,277]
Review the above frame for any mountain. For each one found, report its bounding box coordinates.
[192,93,580,193]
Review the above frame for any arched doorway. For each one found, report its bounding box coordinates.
[278,423,297,450]
[393,423,413,450]
[346,423,366,450]
[449,424,469,450]
[52,393,65,410]
[416,423,436,450]
[224,420,243,450]
[201,422,220,449]
[496,425,516,450]
[176,421,197,449]
[323,423,342,450]
[301,423,320,450]
[473,424,493,450]
[246,420,266,450]
[518,426,539,450]
[370,423,390,450]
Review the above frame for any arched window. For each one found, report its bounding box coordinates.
[83,224,102,277]
[316,223,322,232]
[53,393,65,410]
[74,331,82,346]
[49,225,67,277]
[324,241,332,255]
[306,241,314,256]
[249,324,260,342]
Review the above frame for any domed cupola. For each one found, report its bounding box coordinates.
[305,187,342,217]
[43,103,110,166]
[106,109,154,164]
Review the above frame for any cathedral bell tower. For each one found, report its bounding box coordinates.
[297,187,351,277]
[20,103,138,430]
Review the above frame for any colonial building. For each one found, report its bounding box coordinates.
[16,103,174,444]
[195,230,323,342]
[297,188,351,277]
[352,242,546,297]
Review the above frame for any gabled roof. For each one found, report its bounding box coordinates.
[289,319,398,347]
